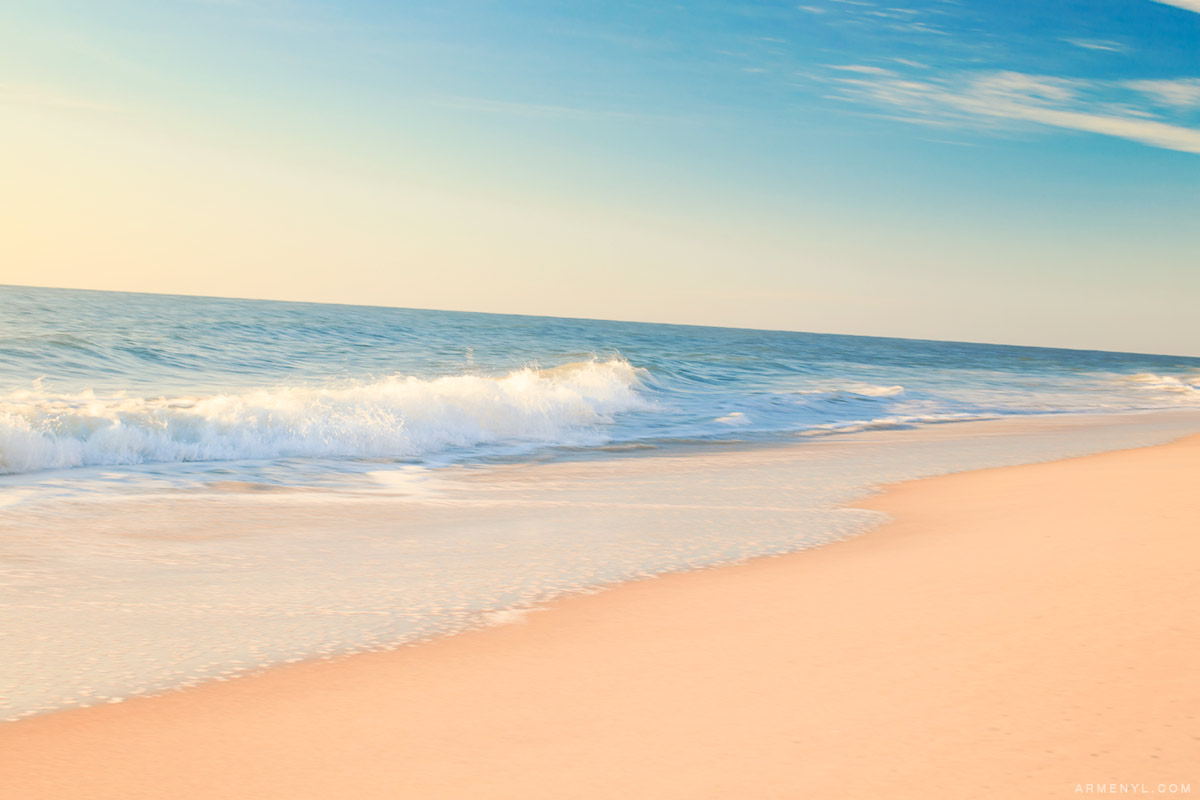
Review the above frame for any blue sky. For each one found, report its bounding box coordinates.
[1,1,1198,354]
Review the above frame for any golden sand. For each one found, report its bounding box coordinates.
[2,435,1196,798]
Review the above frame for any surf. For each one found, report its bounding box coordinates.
[0,359,649,475]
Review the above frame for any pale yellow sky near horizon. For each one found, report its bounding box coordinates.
[2,100,1196,357]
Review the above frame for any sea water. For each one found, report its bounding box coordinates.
[2,285,1199,719]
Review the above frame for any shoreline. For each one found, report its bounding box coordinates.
[4,410,1199,724]
[2,430,1198,796]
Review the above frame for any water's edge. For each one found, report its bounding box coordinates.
[4,409,1199,724]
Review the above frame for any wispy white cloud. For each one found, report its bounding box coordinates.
[1126,78,1200,108]
[1063,38,1126,53]
[829,69,1200,154]
[802,0,949,37]
[1151,0,1200,13]
[827,64,897,76]
[889,20,948,35]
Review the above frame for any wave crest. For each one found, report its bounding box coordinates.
[1121,372,1200,395]
[0,359,649,475]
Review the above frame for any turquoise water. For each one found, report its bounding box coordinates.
[2,284,1198,491]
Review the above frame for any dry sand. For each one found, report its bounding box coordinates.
[1,435,1197,798]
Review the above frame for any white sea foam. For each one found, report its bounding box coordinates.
[794,383,906,398]
[0,359,649,475]
[1122,372,1200,396]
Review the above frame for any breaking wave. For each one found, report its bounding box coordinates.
[0,359,649,475]
[1120,372,1200,397]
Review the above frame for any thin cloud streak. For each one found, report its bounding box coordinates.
[830,70,1200,154]
[1127,79,1200,109]
[1063,38,1126,53]
[827,64,897,76]
[1151,0,1200,13]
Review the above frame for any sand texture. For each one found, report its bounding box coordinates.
[1,435,1197,798]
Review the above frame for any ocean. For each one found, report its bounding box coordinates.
[4,284,1200,483]
[2,284,1199,720]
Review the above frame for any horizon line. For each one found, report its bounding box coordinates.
[2,281,1196,361]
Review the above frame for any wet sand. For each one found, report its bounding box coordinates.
[1,434,1197,798]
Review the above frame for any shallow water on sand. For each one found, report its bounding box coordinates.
[3,410,1198,720]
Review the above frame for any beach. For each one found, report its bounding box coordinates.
[5,0,1198,791]
[6,0,1199,794]
[2,431,1196,798]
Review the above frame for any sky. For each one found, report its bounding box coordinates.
[1,0,1197,355]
